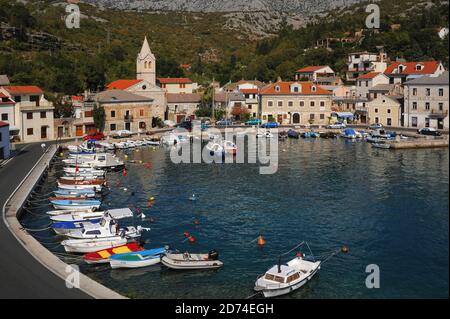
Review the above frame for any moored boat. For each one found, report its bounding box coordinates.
[50,208,134,222]
[83,243,144,264]
[109,247,167,269]
[53,189,97,198]
[161,250,223,270]
[51,199,101,211]
[62,237,129,253]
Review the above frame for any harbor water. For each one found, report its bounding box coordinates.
[22,138,449,298]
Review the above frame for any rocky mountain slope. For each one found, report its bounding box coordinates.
[82,0,366,13]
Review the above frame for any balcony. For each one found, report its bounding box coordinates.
[429,109,449,119]
[124,115,134,122]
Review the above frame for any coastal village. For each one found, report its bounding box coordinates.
[0,36,448,155]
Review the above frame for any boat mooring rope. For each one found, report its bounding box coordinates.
[20,223,53,232]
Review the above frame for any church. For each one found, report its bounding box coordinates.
[104,37,200,130]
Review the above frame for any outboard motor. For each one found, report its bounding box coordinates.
[208,250,219,261]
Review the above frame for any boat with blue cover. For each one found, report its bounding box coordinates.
[109,247,168,269]
[54,189,97,198]
[287,130,299,139]
[52,219,102,235]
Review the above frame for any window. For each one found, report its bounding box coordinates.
[412,117,418,127]
[275,86,280,92]
[111,111,116,118]
[1,114,7,121]
[311,86,317,92]
[85,111,93,117]
[425,102,430,111]
[110,124,116,131]
[365,81,368,87]
[387,109,391,114]
[300,101,305,107]
[14,96,21,103]
[27,112,33,120]
[426,88,431,96]
[268,101,273,107]
[320,101,325,107]
[40,111,46,119]
[277,101,283,107]
[310,101,315,107]
[439,88,444,97]
[27,128,33,135]
[375,117,379,123]
[412,102,417,110]
[310,114,315,120]
[140,109,144,117]
[439,103,444,111]
[375,108,378,113]
[320,114,325,120]
[387,118,392,126]
[288,101,293,107]
[287,273,300,283]
[425,118,430,127]
[413,88,418,96]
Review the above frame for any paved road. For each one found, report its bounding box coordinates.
[0,143,90,299]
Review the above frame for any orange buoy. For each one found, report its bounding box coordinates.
[184,231,190,238]
[188,235,196,243]
[122,167,127,177]
[257,235,266,247]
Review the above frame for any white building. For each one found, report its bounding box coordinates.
[384,61,446,84]
[295,66,335,81]
[356,72,390,99]
[403,71,449,130]
[0,86,54,143]
[346,51,388,82]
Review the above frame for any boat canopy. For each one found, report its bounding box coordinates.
[344,128,357,135]
[332,112,354,119]
[106,208,134,219]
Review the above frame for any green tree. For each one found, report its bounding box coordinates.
[93,105,106,132]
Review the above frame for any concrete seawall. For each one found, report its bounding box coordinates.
[3,144,125,299]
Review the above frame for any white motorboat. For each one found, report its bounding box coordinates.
[60,175,100,181]
[64,224,144,239]
[51,199,101,211]
[53,189,97,198]
[57,183,104,192]
[161,250,223,270]
[222,140,237,155]
[254,242,321,298]
[372,143,391,149]
[62,237,129,253]
[96,141,115,150]
[205,142,224,156]
[161,133,180,146]
[257,131,274,139]
[63,154,124,170]
[143,139,160,146]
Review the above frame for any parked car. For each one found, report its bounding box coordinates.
[176,120,192,131]
[368,123,383,130]
[261,122,279,129]
[327,122,347,129]
[83,131,105,141]
[216,119,233,126]
[245,119,262,126]
[418,127,442,137]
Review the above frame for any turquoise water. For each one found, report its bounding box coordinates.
[23,138,449,298]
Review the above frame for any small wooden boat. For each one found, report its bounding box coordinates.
[161,250,223,270]
[372,143,391,149]
[58,179,105,185]
[83,242,144,264]
[62,237,129,253]
[51,199,101,211]
[50,208,134,222]
[109,247,167,269]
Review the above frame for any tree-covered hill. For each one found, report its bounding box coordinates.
[0,0,448,95]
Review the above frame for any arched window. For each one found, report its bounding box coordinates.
[144,61,148,69]
[147,61,152,69]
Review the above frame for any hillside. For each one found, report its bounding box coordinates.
[0,0,448,96]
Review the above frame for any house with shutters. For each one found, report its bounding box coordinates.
[295,66,335,82]
[259,82,333,125]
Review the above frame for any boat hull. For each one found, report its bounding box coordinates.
[62,238,128,253]
[109,256,161,269]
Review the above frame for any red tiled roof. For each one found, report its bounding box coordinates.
[357,72,382,80]
[384,61,442,75]
[0,121,9,127]
[2,86,43,94]
[240,89,259,94]
[260,82,332,95]
[158,78,193,84]
[71,95,83,101]
[296,66,329,73]
[106,80,142,90]
[179,64,191,69]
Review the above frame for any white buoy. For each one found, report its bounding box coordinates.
[141,213,146,220]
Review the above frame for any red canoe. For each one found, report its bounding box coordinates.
[83,243,144,264]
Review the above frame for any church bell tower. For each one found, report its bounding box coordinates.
[137,36,156,85]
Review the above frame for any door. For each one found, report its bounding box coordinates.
[125,122,131,131]
[438,119,444,130]
[293,113,300,124]
[76,126,83,136]
[57,127,63,138]
[41,126,47,139]
[277,115,283,124]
